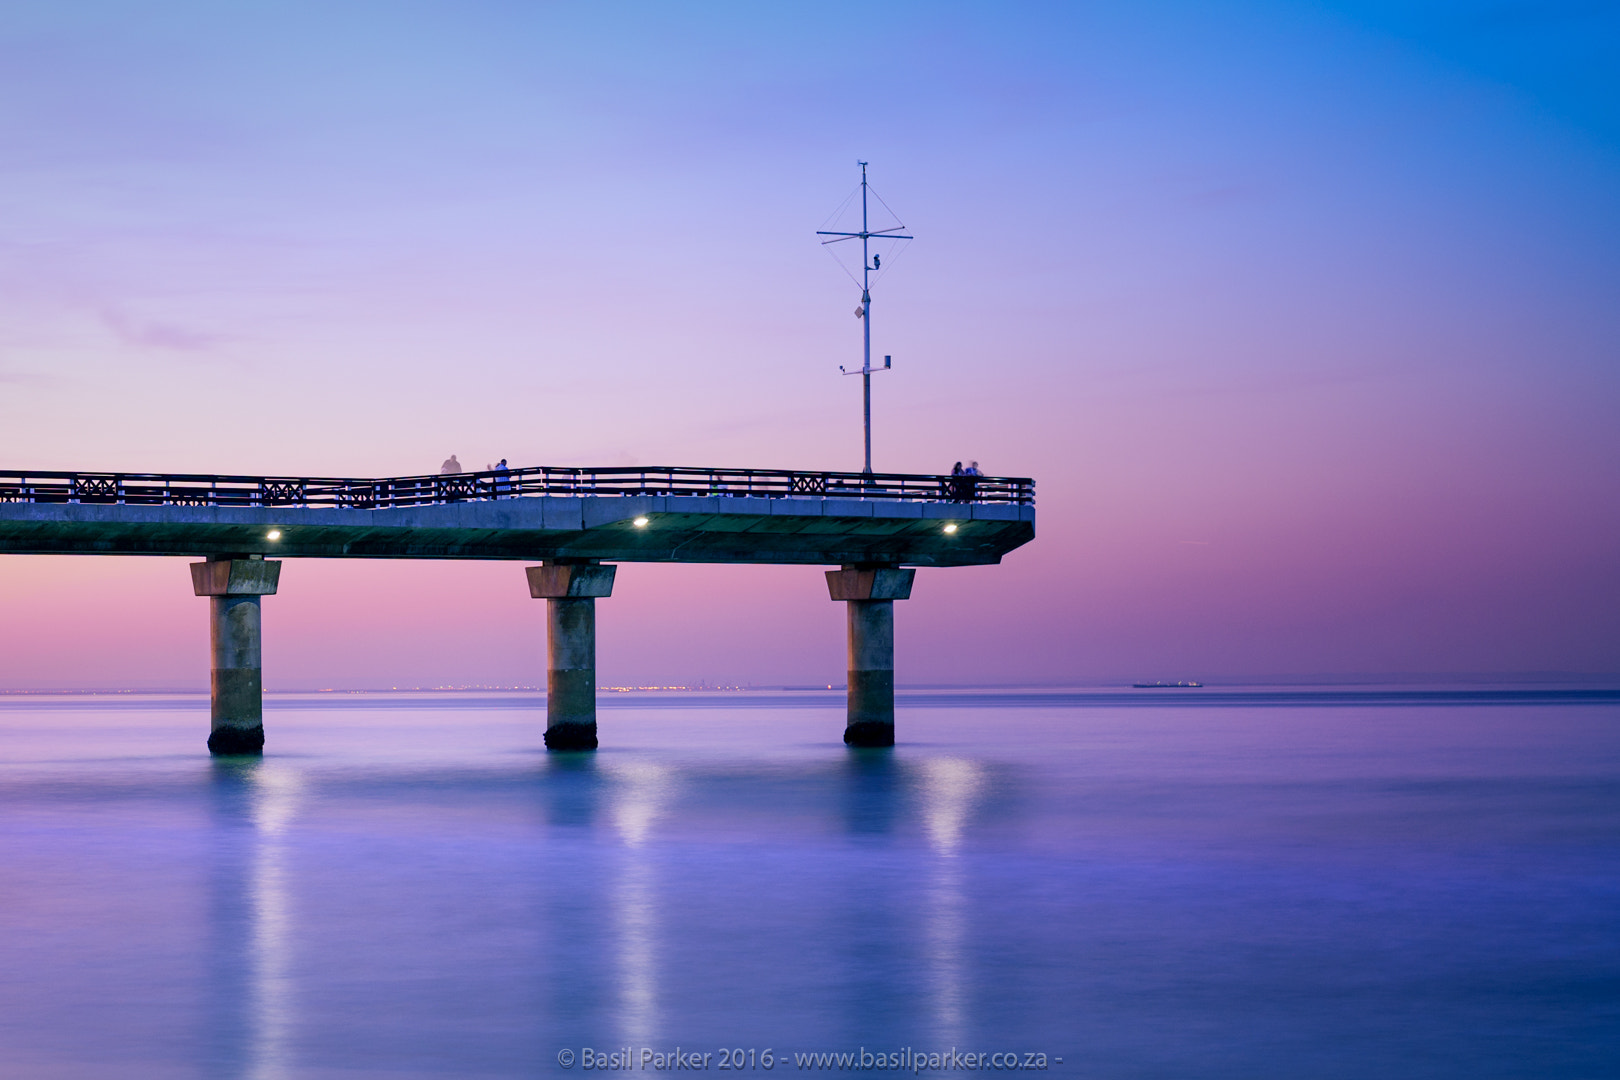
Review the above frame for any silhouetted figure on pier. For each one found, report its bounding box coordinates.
[440,454,462,475]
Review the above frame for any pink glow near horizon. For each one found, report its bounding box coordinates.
[0,2,1617,688]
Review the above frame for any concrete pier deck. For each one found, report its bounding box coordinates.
[0,493,1032,566]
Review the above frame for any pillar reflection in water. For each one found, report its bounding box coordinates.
[607,761,675,1047]
[841,747,902,836]
[916,758,984,1041]
[209,760,303,1080]
[832,749,904,1042]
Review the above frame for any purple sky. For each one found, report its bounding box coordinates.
[1,1,1617,689]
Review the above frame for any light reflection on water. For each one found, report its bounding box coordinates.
[247,763,300,1080]
[609,761,674,1047]
[0,689,1615,1079]
[917,758,984,1041]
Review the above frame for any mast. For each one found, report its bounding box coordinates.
[818,162,911,474]
[861,163,872,474]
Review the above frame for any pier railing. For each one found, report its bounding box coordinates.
[0,466,1034,510]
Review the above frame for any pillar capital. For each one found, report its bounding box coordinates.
[825,566,914,602]
[527,562,616,599]
[191,559,281,597]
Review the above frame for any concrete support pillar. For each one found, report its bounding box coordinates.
[191,557,281,755]
[826,566,915,747]
[527,561,616,751]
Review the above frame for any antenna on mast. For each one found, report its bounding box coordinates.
[817,161,912,474]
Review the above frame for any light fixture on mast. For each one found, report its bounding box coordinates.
[817,161,912,474]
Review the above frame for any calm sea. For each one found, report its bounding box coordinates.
[0,687,1616,1079]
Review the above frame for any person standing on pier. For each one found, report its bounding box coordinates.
[440,454,462,475]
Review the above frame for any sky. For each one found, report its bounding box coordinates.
[1,0,1617,689]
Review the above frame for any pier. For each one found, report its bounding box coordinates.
[0,464,1035,752]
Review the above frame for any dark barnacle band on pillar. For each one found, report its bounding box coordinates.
[527,560,616,751]
[826,565,915,747]
[191,556,281,755]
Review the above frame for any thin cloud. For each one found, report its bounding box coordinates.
[0,368,57,386]
[100,307,222,352]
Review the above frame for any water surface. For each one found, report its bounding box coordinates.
[0,688,1616,1078]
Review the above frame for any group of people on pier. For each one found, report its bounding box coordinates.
[440,455,511,495]
[950,460,982,503]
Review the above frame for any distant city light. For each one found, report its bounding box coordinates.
[633,517,649,528]
[943,523,958,534]
[266,530,282,540]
